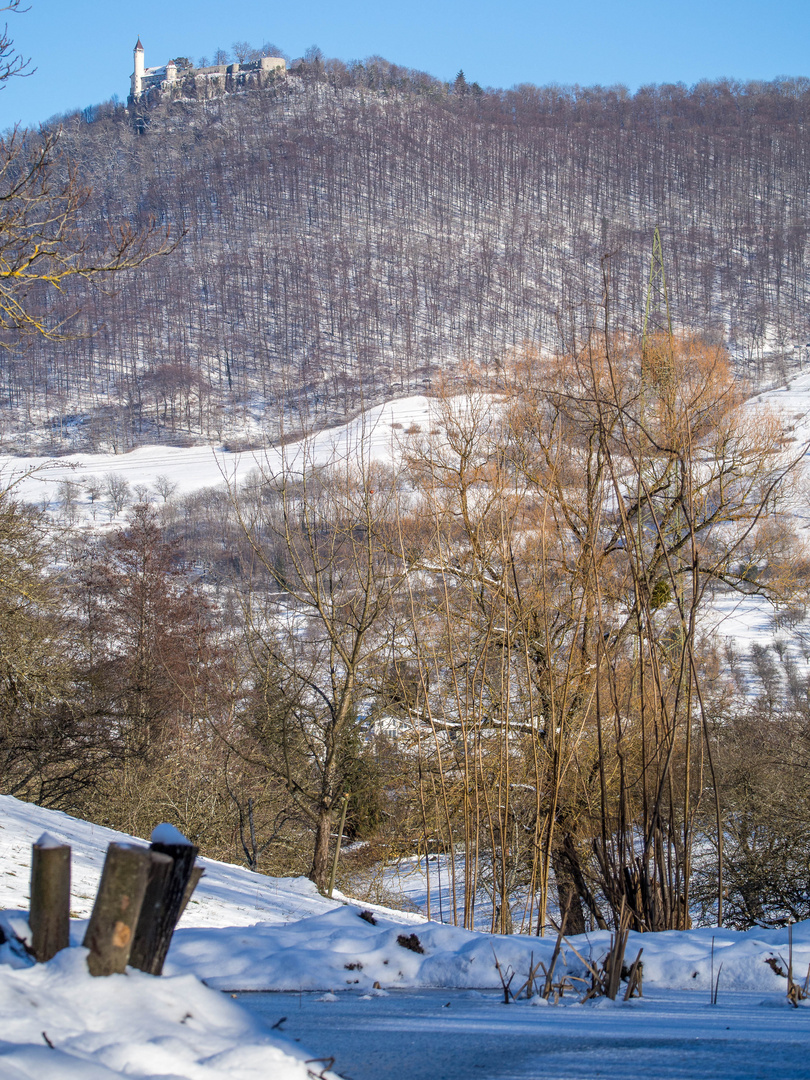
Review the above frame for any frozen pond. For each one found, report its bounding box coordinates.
[236,987,810,1079]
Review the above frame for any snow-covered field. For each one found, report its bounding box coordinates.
[0,396,438,517]
[3,793,810,1078]
[2,365,807,522]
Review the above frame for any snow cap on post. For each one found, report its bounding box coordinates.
[151,823,192,845]
[35,832,65,849]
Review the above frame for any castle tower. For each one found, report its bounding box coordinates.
[131,38,144,100]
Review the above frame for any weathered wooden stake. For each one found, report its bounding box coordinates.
[623,947,644,1001]
[128,850,174,974]
[30,833,71,962]
[83,843,151,976]
[177,864,205,921]
[133,837,198,975]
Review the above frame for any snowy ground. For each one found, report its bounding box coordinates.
[0,952,320,1080]
[4,794,810,1077]
[0,395,438,521]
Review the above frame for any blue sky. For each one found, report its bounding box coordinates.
[2,0,809,129]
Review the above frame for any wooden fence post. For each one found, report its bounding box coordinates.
[129,827,198,976]
[29,833,71,962]
[128,850,174,974]
[82,843,151,976]
[177,864,205,921]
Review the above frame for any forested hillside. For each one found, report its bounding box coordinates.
[4,58,810,451]
[5,50,810,934]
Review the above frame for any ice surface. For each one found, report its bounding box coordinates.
[238,986,810,1080]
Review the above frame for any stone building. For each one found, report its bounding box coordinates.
[129,39,286,106]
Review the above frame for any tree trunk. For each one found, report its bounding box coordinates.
[495,901,513,935]
[551,835,587,935]
[310,804,333,892]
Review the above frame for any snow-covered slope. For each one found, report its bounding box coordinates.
[0,794,343,928]
[2,792,808,998]
[0,395,437,520]
[4,794,810,1078]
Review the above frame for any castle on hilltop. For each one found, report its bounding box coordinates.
[129,39,286,107]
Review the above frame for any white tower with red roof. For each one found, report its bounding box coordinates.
[131,38,145,100]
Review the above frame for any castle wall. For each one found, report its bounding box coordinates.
[129,45,286,107]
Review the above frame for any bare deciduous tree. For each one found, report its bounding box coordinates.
[154,474,178,504]
[228,432,409,890]
[388,335,804,933]
[103,473,130,518]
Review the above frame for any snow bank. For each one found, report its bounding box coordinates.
[0,947,316,1080]
[3,793,808,998]
[166,903,810,995]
